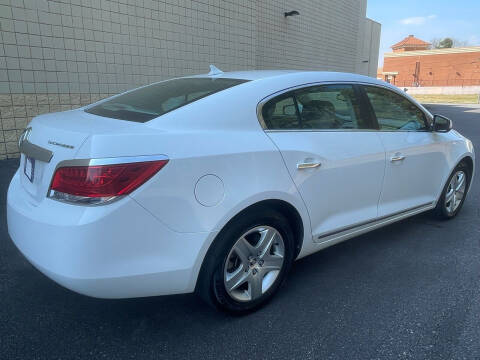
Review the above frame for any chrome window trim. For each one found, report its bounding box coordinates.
[264,129,433,134]
[256,81,433,132]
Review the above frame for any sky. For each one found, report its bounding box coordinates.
[367,0,480,65]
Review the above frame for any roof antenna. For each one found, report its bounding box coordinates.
[208,64,223,76]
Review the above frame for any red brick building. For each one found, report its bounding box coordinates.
[381,35,480,87]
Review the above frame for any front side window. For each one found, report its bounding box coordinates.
[262,84,370,130]
[86,77,249,122]
[364,86,428,131]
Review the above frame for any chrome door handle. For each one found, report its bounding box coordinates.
[297,162,321,170]
[390,155,406,162]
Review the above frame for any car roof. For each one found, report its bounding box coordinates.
[193,70,391,88]
[186,69,431,124]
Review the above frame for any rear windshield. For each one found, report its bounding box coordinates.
[85,77,249,122]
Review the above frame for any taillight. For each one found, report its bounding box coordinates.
[48,159,168,205]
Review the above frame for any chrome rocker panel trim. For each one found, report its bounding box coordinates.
[314,202,435,245]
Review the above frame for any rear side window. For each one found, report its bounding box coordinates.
[364,86,428,131]
[262,84,370,130]
[261,94,299,129]
[85,77,249,122]
[295,85,369,129]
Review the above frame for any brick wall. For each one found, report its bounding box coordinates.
[0,0,375,159]
[383,51,480,88]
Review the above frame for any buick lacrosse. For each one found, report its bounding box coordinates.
[7,68,475,313]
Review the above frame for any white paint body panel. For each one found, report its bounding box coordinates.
[267,131,385,240]
[377,131,446,216]
[7,71,475,298]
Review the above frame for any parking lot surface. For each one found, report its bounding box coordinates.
[1,104,480,360]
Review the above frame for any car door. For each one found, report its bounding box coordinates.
[262,84,385,242]
[361,85,448,217]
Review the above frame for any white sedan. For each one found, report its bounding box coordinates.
[7,69,475,313]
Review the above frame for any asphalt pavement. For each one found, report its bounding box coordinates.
[1,104,479,360]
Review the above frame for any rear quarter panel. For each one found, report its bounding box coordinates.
[126,128,311,235]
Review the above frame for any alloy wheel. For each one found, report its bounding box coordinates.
[224,226,285,302]
[445,170,466,214]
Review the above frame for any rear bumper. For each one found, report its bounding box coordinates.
[7,170,215,298]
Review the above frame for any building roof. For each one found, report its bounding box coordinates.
[384,46,480,58]
[391,35,431,50]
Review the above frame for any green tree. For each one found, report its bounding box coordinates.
[438,38,453,48]
[431,38,469,49]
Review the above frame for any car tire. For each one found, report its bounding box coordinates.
[197,208,295,314]
[434,161,471,220]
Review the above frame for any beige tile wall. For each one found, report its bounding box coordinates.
[0,0,377,159]
[0,93,110,159]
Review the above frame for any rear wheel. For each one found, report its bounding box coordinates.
[198,209,294,313]
[434,162,470,219]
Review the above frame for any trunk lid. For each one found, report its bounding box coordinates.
[20,110,90,203]
[19,109,153,204]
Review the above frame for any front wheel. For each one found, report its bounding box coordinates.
[434,162,471,219]
[197,209,295,314]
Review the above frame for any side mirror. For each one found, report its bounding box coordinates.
[432,114,453,133]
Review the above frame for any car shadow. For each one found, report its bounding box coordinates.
[2,150,479,358]
[18,210,444,321]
